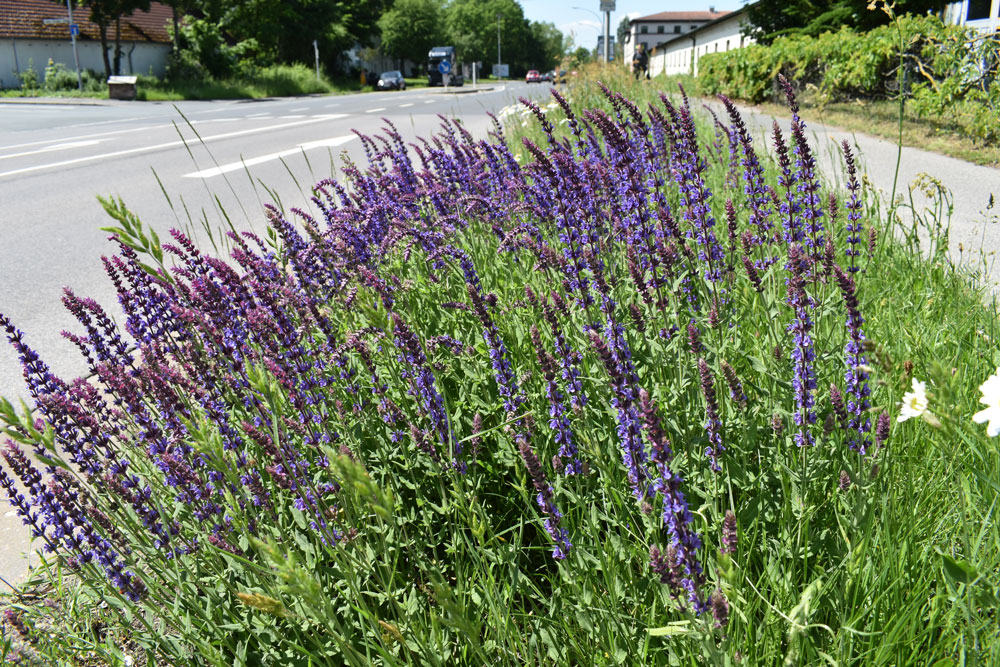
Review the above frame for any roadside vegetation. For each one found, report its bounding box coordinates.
[1,64,998,665]
[682,14,1000,166]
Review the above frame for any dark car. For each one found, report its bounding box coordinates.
[377,70,406,90]
[541,70,554,82]
[525,69,542,83]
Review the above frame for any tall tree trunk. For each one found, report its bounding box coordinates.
[113,16,122,75]
[99,22,111,80]
[172,6,179,55]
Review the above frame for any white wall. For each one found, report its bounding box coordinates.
[1,38,170,87]
[942,1,1000,33]
[650,13,752,78]
[624,21,709,68]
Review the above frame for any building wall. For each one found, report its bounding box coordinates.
[624,21,710,67]
[942,1,1000,33]
[650,13,752,78]
[1,38,170,88]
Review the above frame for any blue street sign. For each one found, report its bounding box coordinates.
[70,23,79,36]
[438,60,451,74]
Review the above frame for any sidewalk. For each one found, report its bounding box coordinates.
[706,98,1000,289]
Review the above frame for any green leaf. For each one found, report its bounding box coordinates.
[938,549,979,585]
[648,621,691,637]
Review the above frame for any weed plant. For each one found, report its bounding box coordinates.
[1,71,998,666]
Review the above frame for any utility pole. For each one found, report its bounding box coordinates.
[496,12,502,79]
[66,0,82,90]
[600,1,615,64]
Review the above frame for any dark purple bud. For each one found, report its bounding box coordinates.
[875,411,890,445]
[721,510,737,555]
[710,589,730,628]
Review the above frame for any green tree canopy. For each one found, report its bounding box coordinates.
[744,0,943,43]
[443,0,529,73]
[378,0,444,67]
[525,20,565,72]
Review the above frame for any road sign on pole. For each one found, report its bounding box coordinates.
[70,24,79,36]
[599,0,615,11]
[438,59,451,74]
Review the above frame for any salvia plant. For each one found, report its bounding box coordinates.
[1,74,997,666]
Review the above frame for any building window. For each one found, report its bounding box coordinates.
[690,25,697,30]
[714,43,718,52]
[674,25,681,33]
[640,25,648,33]
[725,39,729,50]
[657,25,664,33]
[967,0,991,20]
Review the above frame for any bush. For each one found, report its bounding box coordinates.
[698,15,1000,143]
[1,74,998,666]
[42,61,104,93]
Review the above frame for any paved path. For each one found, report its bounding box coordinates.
[714,99,1000,288]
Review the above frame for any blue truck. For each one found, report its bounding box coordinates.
[427,46,465,86]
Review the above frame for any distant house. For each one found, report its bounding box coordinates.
[623,8,729,68]
[942,1,1000,33]
[0,0,173,89]
[649,6,754,77]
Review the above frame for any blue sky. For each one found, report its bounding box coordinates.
[518,1,743,49]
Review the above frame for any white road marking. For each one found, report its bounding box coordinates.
[290,107,307,112]
[365,107,386,113]
[400,103,414,108]
[0,139,102,162]
[0,114,347,179]
[324,102,340,108]
[183,135,357,179]
[278,114,306,119]
[67,116,142,128]
[0,124,161,151]
[246,112,270,118]
[423,100,434,104]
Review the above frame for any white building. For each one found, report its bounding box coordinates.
[942,1,1000,33]
[623,9,729,69]
[649,7,754,77]
[0,0,173,89]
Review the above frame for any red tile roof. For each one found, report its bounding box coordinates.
[0,0,173,44]
[632,10,731,22]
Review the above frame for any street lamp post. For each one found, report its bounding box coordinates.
[572,6,610,64]
[496,12,502,79]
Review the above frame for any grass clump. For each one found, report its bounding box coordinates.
[0,71,998,666]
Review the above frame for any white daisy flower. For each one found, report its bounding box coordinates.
[972,366,1000,436]
[897,378,928,422]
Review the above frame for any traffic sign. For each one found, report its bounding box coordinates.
[599,0,615,11]
[438,60,451,74]
[70,23,79,36]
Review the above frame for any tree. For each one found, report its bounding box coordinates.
[744,0,943,44]
[192,0,390,70]
[378,0,444,71]
[444,0,530,74]
[78,0,150,78]
[525,20,565,72]
[569,45,591,68]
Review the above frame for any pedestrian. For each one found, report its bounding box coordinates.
[632,43,649,81]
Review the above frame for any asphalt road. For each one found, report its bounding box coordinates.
[0,82,548,404]
[0,81,552,585]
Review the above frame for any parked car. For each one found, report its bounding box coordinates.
[554,69,568,84]
[525,69,542,83]
[377,71,406,90]
[541,70,554,82]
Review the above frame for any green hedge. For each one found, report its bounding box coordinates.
[698,15,1000,143]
